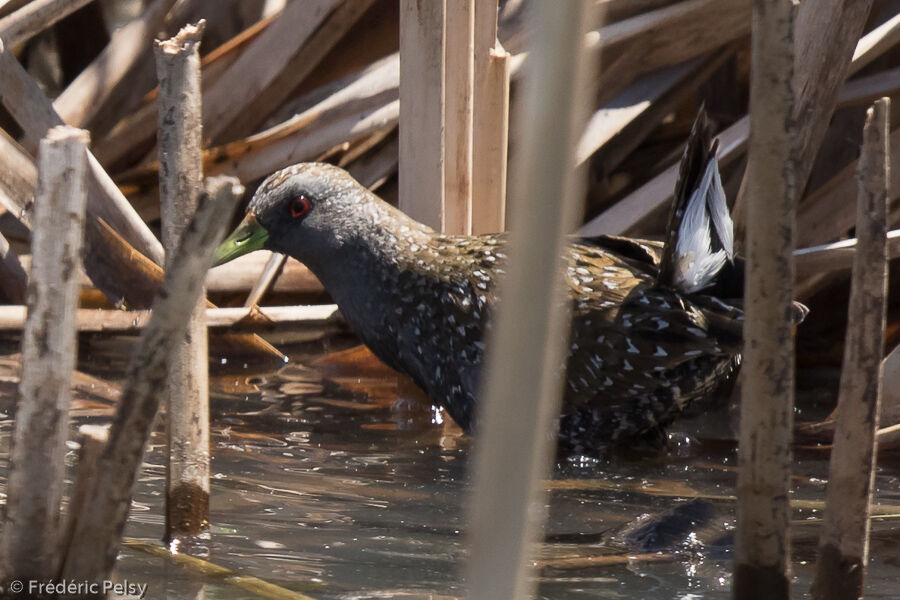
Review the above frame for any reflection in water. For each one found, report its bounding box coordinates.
[0,336,898,599]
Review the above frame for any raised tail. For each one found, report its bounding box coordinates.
[657,109,734,294]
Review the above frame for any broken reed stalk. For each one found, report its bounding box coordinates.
[471,0,509,234]
[399,0,445,230]
[443,0,474,235]
[466,2,597,599]
[0,0,95,48]
[155,22,210,543]
[57,177,243,585]
[811,98,890,600]
[734,1,797,599]
[0,126,90,582]
[59,425,110,565]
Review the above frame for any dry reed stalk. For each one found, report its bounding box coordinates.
[116,57,400,199]
[466,2,598,599]
[443,0,474,235]
[599,0,680,22]
[58,176,243,585]
[811,99,890,600]
[0,304,343,333]
[471,0,509,234]
[0,40,164,264]
[849,10,900,74]
[0,131,36,222]
[0,230,27,304]
[794,229,900,280]
[732,0,874,238]
[399,0,446,230]
[838,66,900,108]
[0,135,286,356]
[797,126,900,248]
[733,1,797,599]
[94,11,280,169]
[344,130,399,190]
[596,0,750,101]
[0,0,95,48]
[579,52,729,174]
[58,424,109,568]
[583,8,900,238]
[208,253,322,296]
[0,126,89,582]
[880,336,900,428]
[219,0,376,142]
[201,0,340,143]
[0,0,31,19]
[580,116,749,236]
[155,21,210,543]
[206,99,398,183]
[52,0,178,128]
[243,252,286,307]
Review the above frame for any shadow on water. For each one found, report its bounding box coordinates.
[0,332,899,599]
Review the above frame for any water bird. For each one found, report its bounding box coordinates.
[214,112,805,454]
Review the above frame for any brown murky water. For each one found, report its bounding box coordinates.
[1,333,899,599]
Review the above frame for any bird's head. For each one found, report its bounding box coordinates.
[213,162,383,268]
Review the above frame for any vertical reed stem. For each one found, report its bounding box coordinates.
[399,0,446,230]
[444,0,474,235]
[734,1,798,599]
[471,0,510,234]
[0,126,89,582]
[467,2,597,599]
[155,21,210,544]
[811,97,890,600]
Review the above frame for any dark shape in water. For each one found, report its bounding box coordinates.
[620,499,729,554]
[214,111,806,454]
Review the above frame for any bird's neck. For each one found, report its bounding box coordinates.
[304,206,440,369]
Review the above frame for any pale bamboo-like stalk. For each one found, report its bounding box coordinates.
[443,0,474,235]
[0,126,89,582]
[734,1,797,599]
[811,98,890,600]
[466,2,597,599]
[471,0,509,234]
[399,0,446,230]
[0,0,95,48]
[155,21,210,543]
[58,177,243,584]
[0,304,343,333]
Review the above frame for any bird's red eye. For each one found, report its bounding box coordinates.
[290,195,311,219]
